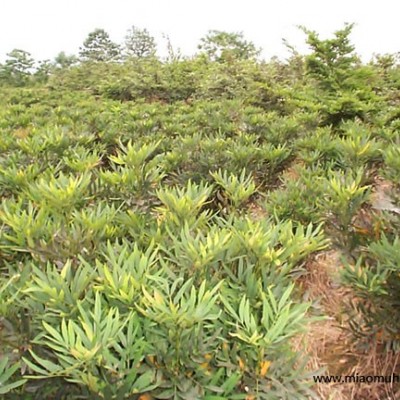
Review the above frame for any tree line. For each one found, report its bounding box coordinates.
[0,26,260,87]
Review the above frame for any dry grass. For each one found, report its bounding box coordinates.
[295,250,400,400]
[371,178,400,214]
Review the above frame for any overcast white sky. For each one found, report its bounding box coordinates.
[1,0,399,63]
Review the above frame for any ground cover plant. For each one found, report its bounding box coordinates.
[1,24,400,399]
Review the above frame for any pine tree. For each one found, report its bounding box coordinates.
[124,26,157,59]
[301,23,359,93]
[198,30,260,62]
[79,28,121,62]
[0,49,34,86]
